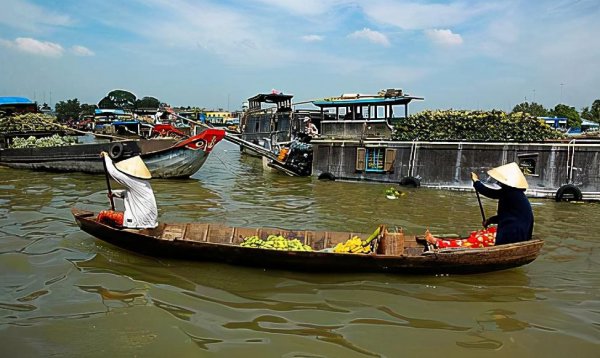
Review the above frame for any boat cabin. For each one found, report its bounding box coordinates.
[312,89,423,140]
[94,108,153,137]
[566,119,600,136]
[0,97,38,116]
[241,92,300,145]
[0,96,68,149]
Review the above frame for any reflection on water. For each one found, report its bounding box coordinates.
[0,140,599,356]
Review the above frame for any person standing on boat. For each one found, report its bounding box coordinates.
[97,152,158,229]
[426,162,534,248]
[304,116,318,136]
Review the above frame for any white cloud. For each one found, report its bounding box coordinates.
[348,28,390,47]
[425,29,463,46]
[100,0,301,66]
[301,34,324,42]
[361,0,498,30]
[2,37,64,57]
[253,0,340,16]
[71,45,95,56]
[0,0,72,32]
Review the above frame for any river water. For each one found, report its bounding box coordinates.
[0,140,598,357]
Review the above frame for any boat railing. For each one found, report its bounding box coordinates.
[320,119,392,140]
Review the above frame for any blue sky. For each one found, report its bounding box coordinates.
[1,0,599,113]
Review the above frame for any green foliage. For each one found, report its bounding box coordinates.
[80,103,97,116]
[0,112,59,132]
[392,109,564,142]
[10,134,77,148]
[550,104,581,128]
[106,89,137,110]
[55,98,97,121]
[511,102,548,117]
[98,96,116,109]
[135,96,160,109]
[581,99,600,123]
[55,98,81,122]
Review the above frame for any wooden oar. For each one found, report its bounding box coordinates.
[475,189,486,228]
[471,172,486,228]
[101,155,115,211]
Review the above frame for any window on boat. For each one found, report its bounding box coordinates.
[357,147,397,172]
[366,148,385,172]
[518,154,539,176]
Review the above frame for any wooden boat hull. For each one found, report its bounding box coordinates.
[72,208,544,274]
[0,128,225,178]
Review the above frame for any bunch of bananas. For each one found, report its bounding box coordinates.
[333,226,382,254]
[333,236,372,254]
[240,235,313,252]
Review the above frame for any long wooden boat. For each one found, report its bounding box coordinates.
[0,128,225,178]
[72,208,544,274]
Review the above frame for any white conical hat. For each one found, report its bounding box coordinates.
[487,162,528,189]
[115,156,152,179]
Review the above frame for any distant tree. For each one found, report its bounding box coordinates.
[104,89,137,110]
[581,99,600,123]
[55,98,82,122]
[98,96,116,109]
[135,96,160,109]
[511,102,548,117]
[80,103,97,116]
[550,104,581,128]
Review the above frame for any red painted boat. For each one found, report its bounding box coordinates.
[0,128,225,178]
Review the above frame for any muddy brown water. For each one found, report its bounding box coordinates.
[0,141,598,357]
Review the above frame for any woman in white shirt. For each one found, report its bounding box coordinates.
[98,152,158,229]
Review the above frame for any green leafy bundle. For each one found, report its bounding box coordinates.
[0,113,59,132]
[9,134,77,148]
[392,110,564,142]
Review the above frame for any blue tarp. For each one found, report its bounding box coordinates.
[95,108,126,115]
[0,97,34,105]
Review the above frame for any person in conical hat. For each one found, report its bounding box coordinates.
[97,152,158,229]
[114,155,152,180]
[471,162,534,245]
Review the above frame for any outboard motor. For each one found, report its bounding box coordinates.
[285,140,313,176]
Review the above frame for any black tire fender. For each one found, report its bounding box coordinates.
[555,184,582,202]
[318,172,336,181]
[400,176,420,187]
[109,142,124,160]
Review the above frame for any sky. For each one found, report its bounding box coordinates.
[1,0,599,113]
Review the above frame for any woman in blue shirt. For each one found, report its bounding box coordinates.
[472,162,534,245]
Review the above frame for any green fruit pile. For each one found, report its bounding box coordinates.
[9,134,77,148]
[392,110,564,142]
[0,113,59,132]
[240,235,313,251]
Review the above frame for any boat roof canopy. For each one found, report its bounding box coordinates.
[248,93,294,103]
[312,94,424,108]
[248,93,294,111]
[0,97,34,106]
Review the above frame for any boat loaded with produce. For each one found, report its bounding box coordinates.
[72,208,544,274]
[0,104,226,178]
